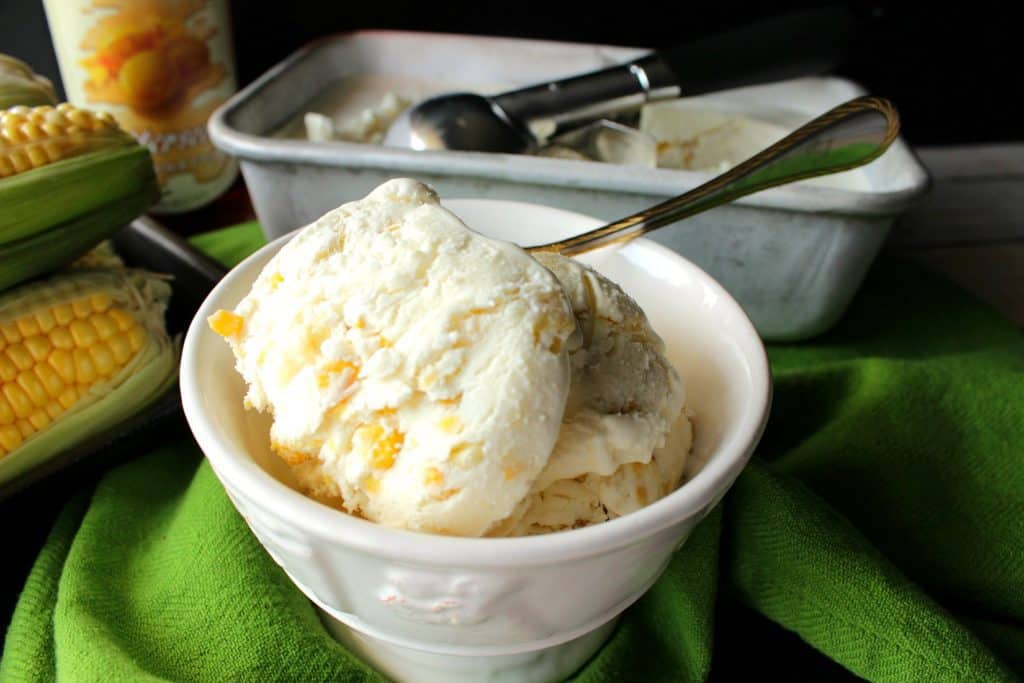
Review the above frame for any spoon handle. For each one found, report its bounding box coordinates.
[529,96,900,257]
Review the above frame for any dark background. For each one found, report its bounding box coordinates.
[0,0,1019,146]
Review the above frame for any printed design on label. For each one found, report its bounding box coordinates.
[75,0,230,184]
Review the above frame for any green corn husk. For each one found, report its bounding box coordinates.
[0,103,160,289]
[0,269,177,487]
[0,144,158,245]
[0,181,160,292]
[0,54,57,109]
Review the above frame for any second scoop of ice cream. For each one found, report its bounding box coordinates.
[490,253,690,536]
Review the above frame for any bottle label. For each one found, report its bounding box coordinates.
[44,0,238,213]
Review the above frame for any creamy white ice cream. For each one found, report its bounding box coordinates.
[212,179,692,538]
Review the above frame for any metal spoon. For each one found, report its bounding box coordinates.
[384,7,865,153]
[529,96,900,256]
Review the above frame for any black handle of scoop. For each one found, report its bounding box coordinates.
[654,6,866,96]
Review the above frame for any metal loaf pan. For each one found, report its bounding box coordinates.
[208,31,930,341]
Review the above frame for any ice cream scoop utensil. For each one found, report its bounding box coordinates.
[384,6,863,153]
[529,96,900,256]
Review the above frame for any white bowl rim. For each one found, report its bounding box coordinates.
[181,200,771,568]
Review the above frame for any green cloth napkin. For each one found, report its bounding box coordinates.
[2,222,1022,682]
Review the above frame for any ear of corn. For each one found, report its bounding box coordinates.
[0,269,176,485]
[0,54,57,109]
[0,103,159,290]
[0,104,159,243]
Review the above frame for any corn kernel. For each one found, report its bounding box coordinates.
[320,359,358,389]
[276,448,309,465]
[57,386,79,410]
[50,327,73,349]
[27,146,47,168]
[449,442,482,466]
[90,313,117,340]
[127,326,145,352]
[436,488,460,501]
[52,304,74,325]
[0,425,22,453]
[424,467,444,486]
[357,424,404,470]
[11,153,30,174]
[3,384,32,419]
[16,419,32,438]
[71,298,92,318]
[0,354,17,382]
[437,414,462,434]
[105,309,135,331]
[48,349,75,383]
[34,363,63,396]
[43,141,62,162]
[17,370,47,407]
[72,348,96,384]
[109,333,133,364]
[0,322,21,344]
[88,345,116,377]
[15,317,39,337]
[33,309,56,333]
[28,409,49,431]
[208,310,243,337]
[2,125,24,144]
[45,403,62,420]
[24,335,51,361]
[0,395,14,424]
[20,121,43,139]
[89,293,113,312]
[69,319,98,348]
[5,344,32,371]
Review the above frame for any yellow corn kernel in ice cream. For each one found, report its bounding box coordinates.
[503,463,522,481]
[437,414,462,434]
[424,467,444,486]
[208,310,244,337]
[357,424,404,470]
[318,359,359,388]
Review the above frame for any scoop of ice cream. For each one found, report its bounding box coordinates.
[211,179,577,536]
[489,252,690,536]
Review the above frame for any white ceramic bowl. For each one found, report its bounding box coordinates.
[181,199,771,683]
